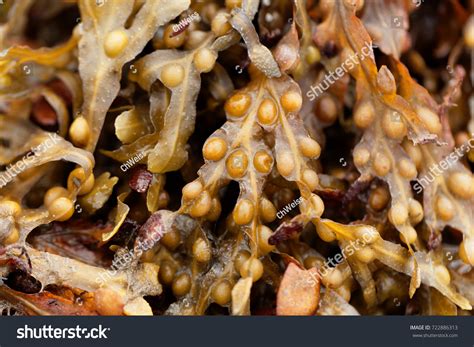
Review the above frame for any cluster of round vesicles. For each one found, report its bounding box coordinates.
[431,170,474,225]
[156,226,238,303]
[430,168,474,266]
[261,82,324,223]
[404,120,473,265]
[352,65,474,259]
[351,72,429,245]
[174,72,330,303]
[171,0,467,312]
[351,62,473,265]
[354,99,409,141]
[303,224,381,301]
[0,199,22,245]
[354,136,421,246]
[0,168,95,245]
[52,106,94,223]
[209,0,242,39]
[181,179,221,221]
[182,74,326,255]
[43,167,94,222]
[157,226,239,305]
[148,229,195,299]
[158,46,217,91]
[163,230,214,298]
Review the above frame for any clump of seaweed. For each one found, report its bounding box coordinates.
[0,0,473,316]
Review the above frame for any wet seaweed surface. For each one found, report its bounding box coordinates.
[0,0,473,316]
